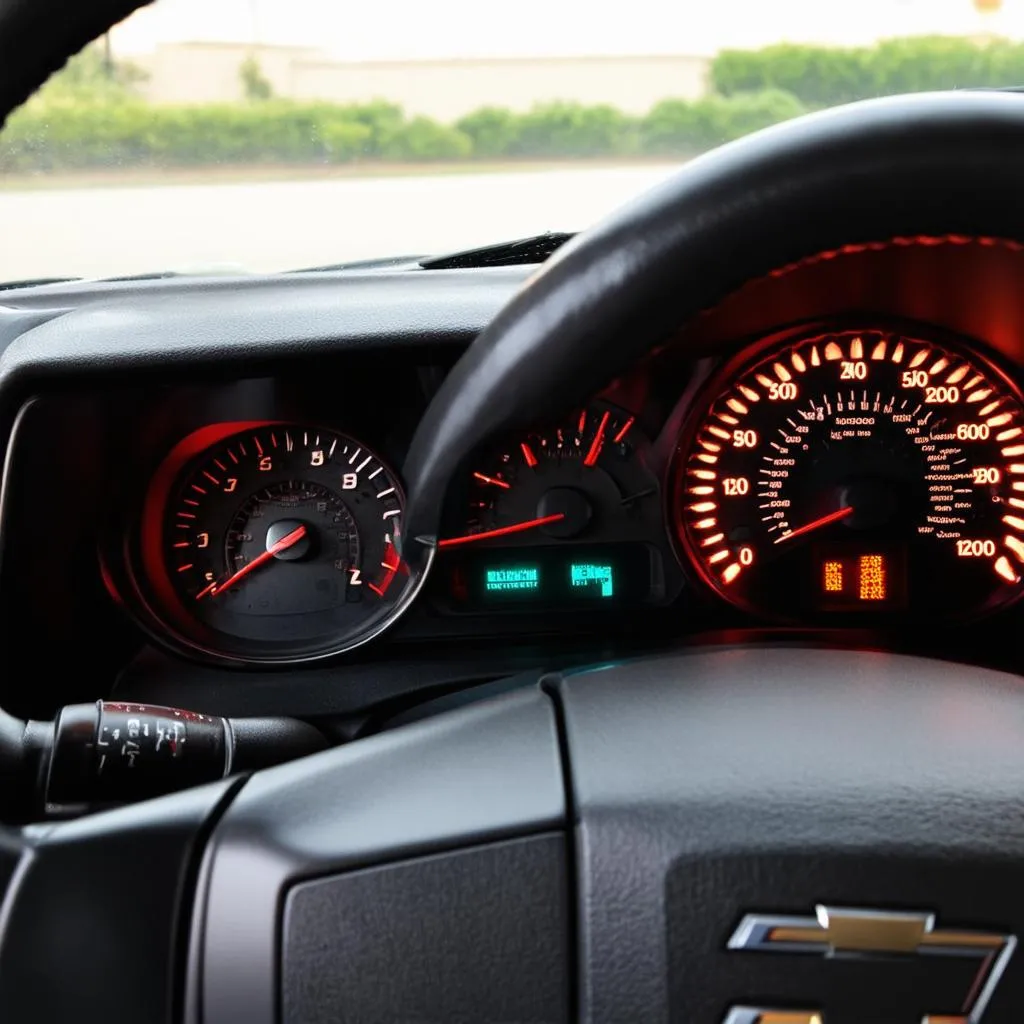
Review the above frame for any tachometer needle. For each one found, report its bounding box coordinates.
[438,513,565,549]
[775,505,854,545]
[203,523,308,597]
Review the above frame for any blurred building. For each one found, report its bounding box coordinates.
[134,42,709,116]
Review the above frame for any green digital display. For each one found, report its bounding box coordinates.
[450,543,649,609]
[485,567,540,592]
[570,563,615,598]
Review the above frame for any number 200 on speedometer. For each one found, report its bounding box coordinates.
[675,329,1024,621]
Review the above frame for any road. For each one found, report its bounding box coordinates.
[0,163,685,282]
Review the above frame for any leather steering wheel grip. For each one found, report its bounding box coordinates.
[403,90,1024,542]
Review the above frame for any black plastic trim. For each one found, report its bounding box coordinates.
[281,832,570,1023]
[0,266,528,370]
[542,673,583,1023]
[0,777,237,1023]
[198,685,565,1024]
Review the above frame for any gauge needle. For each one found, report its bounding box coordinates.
[472,471,511,490]
[204,523,308,597]
[583,410,610,467]
[775,505,854,545]
[437,513,566,549]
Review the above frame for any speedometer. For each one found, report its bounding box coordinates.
[674,328,1024,621]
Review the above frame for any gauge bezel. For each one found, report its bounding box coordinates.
[668,318,1024,624]
[121,420,432,667]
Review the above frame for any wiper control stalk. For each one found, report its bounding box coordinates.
[0,700,326,821]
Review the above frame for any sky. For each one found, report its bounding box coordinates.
[110,0,1024,60]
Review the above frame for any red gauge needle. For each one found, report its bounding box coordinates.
[583,410,610,467]
[203,523,308,597]
[774,505,854,545]
[438,513,566,549]
[472,471,511,490]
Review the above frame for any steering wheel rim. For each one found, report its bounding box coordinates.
[403,89,1024,545]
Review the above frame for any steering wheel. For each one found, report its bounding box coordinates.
[6,88,1024,1023]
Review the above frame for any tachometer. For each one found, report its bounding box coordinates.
[674,328,1024,621]
[139,423,407,662]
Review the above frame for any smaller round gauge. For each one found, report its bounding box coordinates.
[438,403,665,609]
[136,423,410,663]
[445,404,656,546]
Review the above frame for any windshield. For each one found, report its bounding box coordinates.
[1,0,1021,280]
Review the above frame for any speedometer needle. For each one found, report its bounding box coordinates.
[438,513,565,549]
[202,523,308,597]
[775,505,854,544]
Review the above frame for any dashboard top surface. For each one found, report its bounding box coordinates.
[0,266,530,375]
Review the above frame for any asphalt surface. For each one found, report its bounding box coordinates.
[0,163,683,282]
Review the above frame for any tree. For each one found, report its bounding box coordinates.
[36,41,148,103]
[240,55,274,102]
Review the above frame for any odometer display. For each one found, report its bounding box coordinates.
[675,329,1024,621]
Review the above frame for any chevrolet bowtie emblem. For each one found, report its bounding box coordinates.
[723,905,1016,1024]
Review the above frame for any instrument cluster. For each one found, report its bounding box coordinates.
[105,320,1024,666]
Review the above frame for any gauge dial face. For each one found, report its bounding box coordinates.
[451,404,653,545]
[675,329,1024,621]
[150,423,406,661]
[437,403,663,609]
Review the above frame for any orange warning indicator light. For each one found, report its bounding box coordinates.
[857,554,887,601]
[823,560,843,593]
[819,549,902,609]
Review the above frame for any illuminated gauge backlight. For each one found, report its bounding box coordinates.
[674,329,1024,621]
[436,402,665,611]
[139,422,409,663]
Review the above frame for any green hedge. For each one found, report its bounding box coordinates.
[639,89,805,154]
[711,35,1024,108]
[3,34,1018,173]
[0,99,414,171]
[0,91,807,173]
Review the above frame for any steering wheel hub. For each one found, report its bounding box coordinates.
[557,648,1024,1023]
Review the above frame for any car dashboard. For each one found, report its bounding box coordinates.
[3,236,1024,724]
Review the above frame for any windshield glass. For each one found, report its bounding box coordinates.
[0,0,1020,280]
